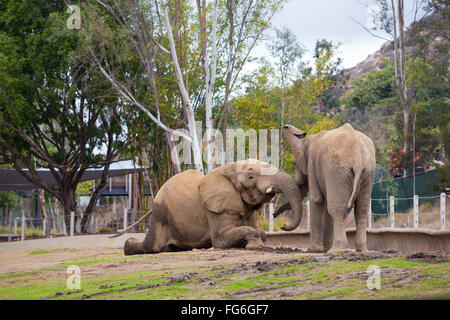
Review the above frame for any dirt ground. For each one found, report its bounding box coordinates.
[0,246,449,300]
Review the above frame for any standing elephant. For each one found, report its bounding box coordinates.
[278,123,376,253]
[119,159,303,255]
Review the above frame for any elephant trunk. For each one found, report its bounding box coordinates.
[273,172,303,231]
[124,238,147,255]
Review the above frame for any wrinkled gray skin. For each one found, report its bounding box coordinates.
[279,124,376,253]
[124,159,302,255]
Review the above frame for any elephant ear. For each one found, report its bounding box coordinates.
[198,172,244,215]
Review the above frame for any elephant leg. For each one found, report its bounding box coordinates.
[325,195,350,253]
[322,211,334,252]
[327,205,349,252]
[212,226,264,249]
[308,201,326,252]
[354,193,370,252]
[124,222,169,255]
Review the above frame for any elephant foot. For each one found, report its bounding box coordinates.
[245,237,265,249]
[124,238,147,255]
[356,246,369,253]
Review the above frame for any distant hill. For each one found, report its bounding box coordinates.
[343,13,448,82]
[344,41,395,82]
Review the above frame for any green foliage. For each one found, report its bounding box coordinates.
[429,161,450,192]
[76,181,94,197]
[232,65,279,130]
[231,38,340,173]
[340,53,449,173]
[0,191,20,221]
[340,59,396,115]
[0,191,19,211]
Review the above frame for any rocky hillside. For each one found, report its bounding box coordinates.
[343,14,448,82]
[344,41,395,82]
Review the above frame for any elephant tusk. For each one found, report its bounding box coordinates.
[265,186,275,194]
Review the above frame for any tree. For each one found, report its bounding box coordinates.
[86,0,286,173]
[267,27,304,132]
[217,0,285,157]
[313,39,345,111]
[0,191,19,226]
[0,1,124,232]
[232,39,340,176]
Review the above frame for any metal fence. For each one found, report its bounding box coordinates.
[1,193,448,242]
[0,208,148,241]
[265,193,448,232]
[369,193,448,230]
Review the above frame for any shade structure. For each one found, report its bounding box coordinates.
[0,160,144,191]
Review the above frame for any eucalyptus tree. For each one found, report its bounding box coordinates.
[85,0,286,173]
[267,27,304,131]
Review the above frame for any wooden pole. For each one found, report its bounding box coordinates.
[441,193,446,231]
[413,195,419,229]
[123,208,128,233]
[269,203,274,232]
[70,211,74,237]
[21,214,25,241]
[389,196,395,228]
[306,200,311,231]
[8,214,12,242]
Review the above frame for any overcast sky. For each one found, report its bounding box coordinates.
[257,0,423,69]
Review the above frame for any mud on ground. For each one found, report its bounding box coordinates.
[0,247,448,299]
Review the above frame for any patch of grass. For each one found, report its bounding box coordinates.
[0,269,171,300]
[119,282,192,300]
[1,251,449,300]
[29,250,55,255]
[374,258,432,268]
[422,268,446,276]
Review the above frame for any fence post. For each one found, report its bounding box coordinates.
[70,211,74,237]
[76,215,81,234]
[389,196,395,228]
[8,214,12,242]
[89,214,94,233]
[441,193,446,231]
[123,208,128,233]
[42,219,47,237]
[368,201,372,229]
[269,203,274,232]
[14,219,17,235]
[21,214,25,241]
[414,195,419,229]
[95,217,99,233]
[306,200,311,231]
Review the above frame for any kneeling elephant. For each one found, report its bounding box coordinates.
[116,159,303,255]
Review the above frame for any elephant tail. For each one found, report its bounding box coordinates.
[109,208,153,238]
[344,168,363,218]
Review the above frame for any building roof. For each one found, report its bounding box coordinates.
[0,160,144,191]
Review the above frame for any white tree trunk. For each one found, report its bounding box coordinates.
[161,1,204,172]
[201,0,219,172]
